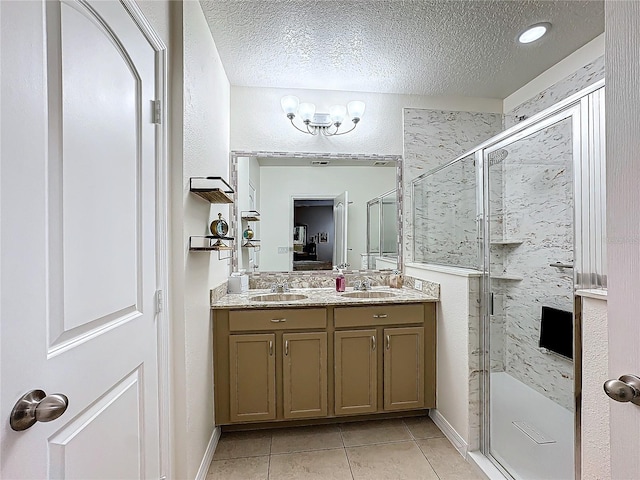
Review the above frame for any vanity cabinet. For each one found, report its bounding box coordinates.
[335,329,378,415]
[229,333,276,422]
[282,332,328,419]
[333,305,429,416]
[214,308,327,425]
[213,301,435,426]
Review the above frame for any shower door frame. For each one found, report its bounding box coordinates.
[475,80,605,480]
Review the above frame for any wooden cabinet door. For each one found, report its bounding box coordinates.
[335,329,378,415]
[229,334,276,422]
[384,327,425,411]
[282,332,328,419]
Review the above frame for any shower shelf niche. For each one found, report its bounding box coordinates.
[490,239,524,246]
[491,274,524,281]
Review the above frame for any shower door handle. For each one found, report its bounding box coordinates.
[604,374,640,406]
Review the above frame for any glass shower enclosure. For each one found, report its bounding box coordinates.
[411,81,606,480]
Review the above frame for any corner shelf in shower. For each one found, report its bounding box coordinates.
[189,176,234,204]
[491,274,524,281]
[242,239,260,249]
[490,239,524,246]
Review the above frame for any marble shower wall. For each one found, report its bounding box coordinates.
[413,154,478,268]
[403,109,503,266]
[491,119,575,410]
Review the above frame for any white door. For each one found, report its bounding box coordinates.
[333,191,349,267]
[606,2,640,479]
[0,1,162,478]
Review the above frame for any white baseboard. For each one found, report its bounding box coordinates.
[429,409,469,457]
[194,427,221,480]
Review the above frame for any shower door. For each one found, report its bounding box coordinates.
[484,110,578,480]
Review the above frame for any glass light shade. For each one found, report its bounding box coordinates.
[298,103,316,122]
[281,95,299,115]
[518,23,549,44]
[347,101,366,120]
[329,105,347,124]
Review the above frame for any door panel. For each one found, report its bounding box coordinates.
[283,332,328,419]
[55,0,140,333]
[48,370,143,480]
[229,334,276,422]
[335,330,377,415]
[0,1,161,478]
[383,327,424,410]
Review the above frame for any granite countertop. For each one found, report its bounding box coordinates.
[211,286,438,310]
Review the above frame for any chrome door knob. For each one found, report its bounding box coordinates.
[604,374,640,406]
[10,389,69,431]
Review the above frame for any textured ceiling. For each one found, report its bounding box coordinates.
[200,0,604,99]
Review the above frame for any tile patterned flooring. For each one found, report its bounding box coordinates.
[207,416,484,480]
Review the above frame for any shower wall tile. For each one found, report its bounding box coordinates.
[496,118,575,410]
[468,276,482,451]
[403,109,503,266]
[504,56,604,129]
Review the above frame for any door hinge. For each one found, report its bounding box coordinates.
[152,99,162,124]
[155,289,163,314]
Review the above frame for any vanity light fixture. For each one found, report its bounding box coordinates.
[280,96,365,136]
[518,22,551,44]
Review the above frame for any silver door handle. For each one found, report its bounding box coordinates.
[373,314,388,319]
[10,390,69,431]
[604,374,640,405]
[285,340,289,356]
[269,340,273,356]
[386,335,390,350]
[371,335,376,351]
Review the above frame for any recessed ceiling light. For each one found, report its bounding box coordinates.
[518,22,551,44]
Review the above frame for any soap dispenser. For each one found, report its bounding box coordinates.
[336,268,346,292]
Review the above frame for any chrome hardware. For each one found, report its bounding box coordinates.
[270,282,290,293]
[337,263,350,269]
[604,375,640,406]
[10,390,69,431]
[371,335,376,350]
[270,318,286,323]
[386,335,390,350]
[269,340,273,356]
[354,278,372,291]
[549,262,574,269]
[285,340,289,356]
[373,314,388,319]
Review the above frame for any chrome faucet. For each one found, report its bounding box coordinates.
[271,281,290,293]
[353,278,372,291]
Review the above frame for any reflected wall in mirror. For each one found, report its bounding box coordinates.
[230,152,403,273]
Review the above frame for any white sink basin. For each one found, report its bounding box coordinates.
[249,293,308,302]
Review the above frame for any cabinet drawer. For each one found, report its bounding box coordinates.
[229,308,326,331]
[334,304,424,328]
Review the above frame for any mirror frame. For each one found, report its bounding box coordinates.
[229,150,403,273]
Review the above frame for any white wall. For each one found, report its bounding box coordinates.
[406,264,481,451]
[259,166,396,271]
[231,86,502,155]
[140,1,232,478]
[578,291,610,480]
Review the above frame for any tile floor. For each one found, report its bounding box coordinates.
[207,416,484,480]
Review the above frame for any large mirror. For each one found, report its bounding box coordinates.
[231,152,402,272]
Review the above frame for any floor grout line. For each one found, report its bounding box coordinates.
[340,423,356,480]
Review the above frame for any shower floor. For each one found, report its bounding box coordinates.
[489,372,574,480]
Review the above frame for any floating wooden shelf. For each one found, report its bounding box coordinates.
[241,210,261,222]
[189,177,234,204]
[189,235,234,251]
